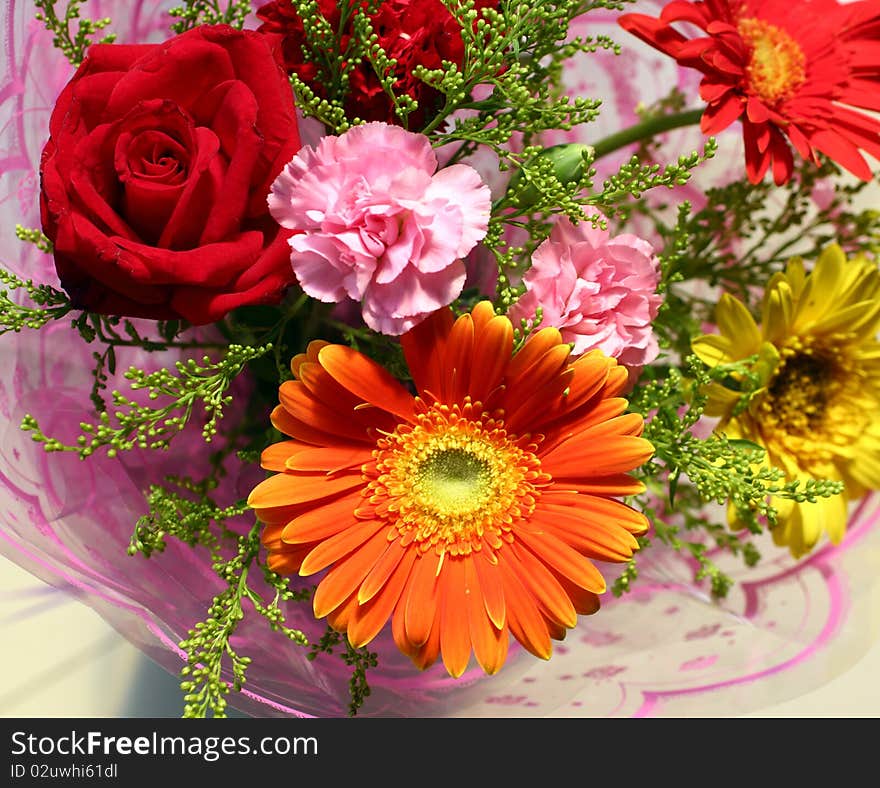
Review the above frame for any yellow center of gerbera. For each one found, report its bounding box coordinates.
[737,17,806,105]
[755,336,867,468]
[415,448,494,515]
[365,398,548,556]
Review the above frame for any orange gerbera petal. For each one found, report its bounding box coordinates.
[261,440,304,471]
[400,306,454,396]
[470,300,497,333]
[558,575,601,616]
[312,528,391,618]
[469,314,514,404]
[473,549,506,629]
[253,501,303,527]
[546,475,646,497]
[326,590,360,633]
[262,526,313,574]
[285,445,374,473]
[529,508,639,562]
[279,381,374,442]
[266,549,310,576]
[270,404,366,447]
[281,493,362,543]
[540,396,631,454]
[497,552,553,660]
[515,528,607,593]
[442,312,475,405]
[391,592,418,660]
[504,368,574,434]
[601,365,630,398]
[299,520,388,577]
[295,361,367,417]
[358,543,409,604]
[542,493,650,535]
[508,541,578,628]
[294,360,403,438]
[534,350,612,426]
[251,302,653,677]
[248,470,363,508]
[439,559,473,677]
[506,342,570,401]
[542,435,654,477]
[505,326,564,384]
[576,411,646,440]
[290,339,330,379]
[545,618,567,642]
[318,344,416,423]
[347,548,416,648]
[409,612,442,671]
[404,551,442,647]
[464,558,508,675]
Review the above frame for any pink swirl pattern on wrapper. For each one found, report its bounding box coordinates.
[1,0,879,717]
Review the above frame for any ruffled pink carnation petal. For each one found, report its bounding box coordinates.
[363,260,468,335]
[508,213,662,370]
[268,121,489,335]
[424,165,492,257]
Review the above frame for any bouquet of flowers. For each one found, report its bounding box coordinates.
[2,0,880,718]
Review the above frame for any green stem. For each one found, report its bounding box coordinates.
[591,108,705,161]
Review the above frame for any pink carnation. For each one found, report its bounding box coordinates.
[268,122,491,335]
[508,214,662,368]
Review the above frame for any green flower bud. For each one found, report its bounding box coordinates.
[505,143,594,209]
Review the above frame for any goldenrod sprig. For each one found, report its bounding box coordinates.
[21,344,271,458]
[0,267,72,335]
[177,522,308,719]
[307,626,379,717]
[34,0,115,66]
[168,0,253,33]
[623,355,844,596]
[130,481,311,718]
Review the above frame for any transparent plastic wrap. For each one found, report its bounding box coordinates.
[2,0,879,718]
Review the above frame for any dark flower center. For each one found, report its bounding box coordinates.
[762,346,834,436]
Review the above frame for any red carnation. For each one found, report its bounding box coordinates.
[256,0,343,86]
[256,0,498,129]
[619,0,880,184]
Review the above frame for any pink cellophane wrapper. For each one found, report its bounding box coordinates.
[2,0,880,717]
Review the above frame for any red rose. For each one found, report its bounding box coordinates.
[39,25,302,325]
[256,0,498,129]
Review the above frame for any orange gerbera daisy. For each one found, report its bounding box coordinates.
[248,302,654,677]
[619,0,880,184]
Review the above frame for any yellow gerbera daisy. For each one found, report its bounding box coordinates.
[692,244,880,558]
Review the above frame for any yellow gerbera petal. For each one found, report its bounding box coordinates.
[691,334,737,367]
[762,279,793,345]
[783,256,807,300]
[792,243,846,330]
[715,293,761,357]
[703,382,741,417]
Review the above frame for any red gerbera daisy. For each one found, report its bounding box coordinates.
[619,0,880,184]
[248,302,654,677]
